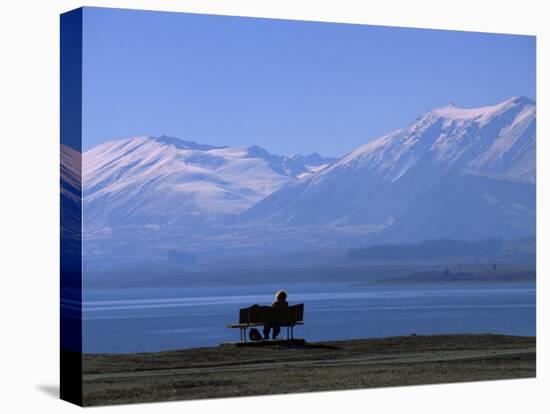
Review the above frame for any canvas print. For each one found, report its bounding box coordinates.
[60,7,536,406]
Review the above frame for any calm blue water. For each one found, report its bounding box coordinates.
[80,282,535,354]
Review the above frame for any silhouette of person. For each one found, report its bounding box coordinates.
[263,290,289,340]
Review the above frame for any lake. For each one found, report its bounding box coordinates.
[81,282,536,353]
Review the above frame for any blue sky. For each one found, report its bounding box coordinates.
[82,7,535,156]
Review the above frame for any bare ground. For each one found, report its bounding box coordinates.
[82,334,535,406]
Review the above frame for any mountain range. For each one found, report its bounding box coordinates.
[83,135,335,228]
[65,96,536,263]
[241,96,535,241]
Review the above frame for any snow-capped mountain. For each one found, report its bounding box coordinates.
[241,96,536,240]
[82,135,335,228]
[60,144,81,236]
[74,96,536,267]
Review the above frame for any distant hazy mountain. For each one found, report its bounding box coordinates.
[82,135,335,229]
[241,96,535,241]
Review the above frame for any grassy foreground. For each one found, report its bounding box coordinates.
[82,334,535,406]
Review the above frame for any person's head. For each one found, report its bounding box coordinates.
[275,290,288,302]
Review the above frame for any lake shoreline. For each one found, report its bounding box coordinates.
[82,282,535,353]
[81,333,535,406]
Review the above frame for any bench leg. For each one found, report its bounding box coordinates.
[240,327,247,343]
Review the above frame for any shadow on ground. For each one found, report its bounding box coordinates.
[36,384,59,399]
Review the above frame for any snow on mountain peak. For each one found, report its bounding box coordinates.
[325,96,536,183]
[153,135,226,151]
[429,95,534,124]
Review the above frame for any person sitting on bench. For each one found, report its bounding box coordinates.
[263,290,289,340]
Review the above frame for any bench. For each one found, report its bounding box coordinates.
[227,304,304,343]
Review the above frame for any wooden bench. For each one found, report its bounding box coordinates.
[227,304,304,343]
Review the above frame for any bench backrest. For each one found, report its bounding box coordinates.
[239,304,304,325]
